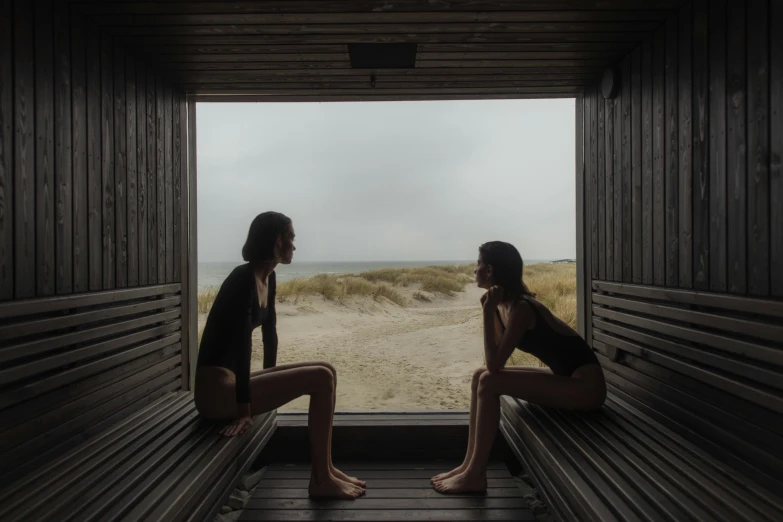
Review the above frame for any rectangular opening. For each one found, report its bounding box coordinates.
[195,99,577,412]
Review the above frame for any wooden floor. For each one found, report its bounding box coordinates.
[239,461,534,521]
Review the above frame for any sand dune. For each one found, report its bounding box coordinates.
[198,284,541,411]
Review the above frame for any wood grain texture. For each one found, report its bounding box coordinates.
[664,16,679,287]
[0,0,12,300]
[127,54,138,287]
[589,88,598,280]
[114,45,127,288]
[772,0,783,297]
[621,56,632,284]
[86,22,102,291]
[746,0,769,296]
[101,34,115,289]
[605,96,614,282]
[156,78,165,284]
[692,0,709,290]
[54,0,73,295]
[678,3,693,288]
[653,27,665,286]
[631,46,642,284]
[14,0,36,298]
[726,0,747,294]
[147,68,157,285]
[709,0,727,292]
[597,92,606,281]
[172,93,182,284]
[137,63,148,286]
[72,1,686,15]
[641,38,653,285]
[164,86,174,283]
[35,0,55,297]
[613,66,623,281]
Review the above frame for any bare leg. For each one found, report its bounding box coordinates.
[251,362,365,487]
[435,365,605,494]
[247,367,365,499]
[432,366,554,484]
[432,367,485,483]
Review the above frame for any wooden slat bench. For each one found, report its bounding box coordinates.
[0,286,276,522]
[500,282,783,522]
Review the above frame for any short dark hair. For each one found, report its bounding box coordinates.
[478,241,535,300]
[242,212,292,264]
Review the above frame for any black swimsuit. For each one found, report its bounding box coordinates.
[197,264,278,404]
[498,299,599,376]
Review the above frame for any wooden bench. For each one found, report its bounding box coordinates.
[500,282,783,521]
[0,286,276,522]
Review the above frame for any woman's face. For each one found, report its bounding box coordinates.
[475,254,493,289]
[276,224,296,264]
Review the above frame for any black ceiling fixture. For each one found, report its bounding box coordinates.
[347,43,418,69]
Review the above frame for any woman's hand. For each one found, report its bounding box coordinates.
[220,414,253,437]
[483,286,504,311]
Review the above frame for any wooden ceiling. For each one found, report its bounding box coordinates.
[72,1,686,102]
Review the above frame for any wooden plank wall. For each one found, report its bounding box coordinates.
[1,0,187,302]
[0,0,193,479]
[584,0,781,298]
[583,0,783,484]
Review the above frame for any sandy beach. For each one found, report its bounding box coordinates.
[197,283,542,411]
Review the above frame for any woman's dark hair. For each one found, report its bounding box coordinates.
[242,211,292,265]
[479,241,535,300]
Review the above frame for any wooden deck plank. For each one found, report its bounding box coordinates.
[246,461,532,521]
[246,498,529,510]
[258,479,518,489]
[249,489,522,501]
[261,470,510,480]
[273,462,506,471]
[240,509,535,521]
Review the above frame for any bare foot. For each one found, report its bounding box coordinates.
[433,471,487,495]
[431,464,467,484]
[309,474,365,499]
[332,467,367,488]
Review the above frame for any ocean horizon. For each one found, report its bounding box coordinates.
[197,259,558,290]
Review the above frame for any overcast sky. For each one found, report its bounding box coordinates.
[197,99,576,263]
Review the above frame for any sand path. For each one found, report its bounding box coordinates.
[198,285,540,411]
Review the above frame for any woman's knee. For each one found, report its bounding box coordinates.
[471,367,488,390]
[477,370,500,396]
[308,366,335,393]
[315,361,337,380]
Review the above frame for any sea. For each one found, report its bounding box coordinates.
[197,259,553,290]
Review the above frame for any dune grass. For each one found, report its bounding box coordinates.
[196,262,576,321]
[276,274,408,306]
[358,266,474,295]
[195,262,577,369]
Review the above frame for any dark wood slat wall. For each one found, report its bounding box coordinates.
[747,0,770,296]
[1,1,193,479]
[727,0,746,294]
[14,0,36,299]
[583,0,783,486]
[64,1,683,101]
[641,39,653,286]
[772,0,783,297]
[0,0,13,300]
[585,0,780,297]
[2,0,188,302]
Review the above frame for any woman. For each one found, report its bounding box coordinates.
[432,241,606,494]
[195,211,366,500]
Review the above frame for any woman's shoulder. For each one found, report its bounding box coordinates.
[221,263,254,292]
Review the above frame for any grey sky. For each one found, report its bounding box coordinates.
[197,99,576,263]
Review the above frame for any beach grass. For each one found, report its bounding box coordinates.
[196,262,576,321]
[195,262,577,370]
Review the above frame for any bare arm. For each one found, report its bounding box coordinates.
[482,290,532,374]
